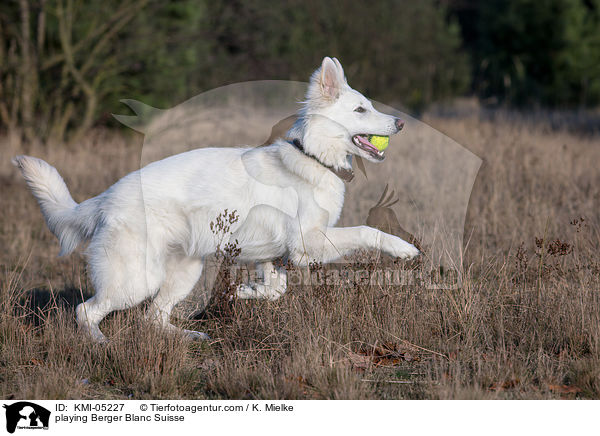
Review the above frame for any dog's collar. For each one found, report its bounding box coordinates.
[288,139,354,182]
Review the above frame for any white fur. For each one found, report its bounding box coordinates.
[13,57,419,342]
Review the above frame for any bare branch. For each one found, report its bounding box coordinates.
[81,0,149,76]
[56,0,97,142]
[18,0,37,140]
[41,0,148,71]
[37,0,46,53]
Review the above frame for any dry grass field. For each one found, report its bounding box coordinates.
[1,107,599,399]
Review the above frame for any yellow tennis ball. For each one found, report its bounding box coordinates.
[368,135,389,151]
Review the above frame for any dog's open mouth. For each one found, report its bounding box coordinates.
[352,134,386,160]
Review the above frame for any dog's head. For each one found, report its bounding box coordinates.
[300,57,404,166]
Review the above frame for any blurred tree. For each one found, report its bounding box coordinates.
[449,0,600,107]
[0,0,151,143]
[1,0,469,142]
[201,0,470,113]
[557,0,600,107]
[106,1,211,113]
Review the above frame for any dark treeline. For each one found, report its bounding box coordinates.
[1,0,599,143]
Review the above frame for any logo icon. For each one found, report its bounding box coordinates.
[3,402,50,433]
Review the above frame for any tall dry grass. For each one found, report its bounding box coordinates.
[0,109,599,399]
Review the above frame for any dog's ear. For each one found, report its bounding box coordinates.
[331,58,347,84]
[320,57,342,100]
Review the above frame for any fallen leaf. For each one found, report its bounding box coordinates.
[346,352,372,370]
[489,379,520,391]
[548,384,581,395]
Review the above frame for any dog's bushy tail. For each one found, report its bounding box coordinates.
[12,155,100,256]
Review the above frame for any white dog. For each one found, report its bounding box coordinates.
[13,57,419,342]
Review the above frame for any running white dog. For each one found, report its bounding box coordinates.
[13,57,419,342]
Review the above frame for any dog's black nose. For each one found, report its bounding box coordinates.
[395,118,405,131]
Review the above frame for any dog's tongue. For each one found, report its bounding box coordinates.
[357,135,377,151]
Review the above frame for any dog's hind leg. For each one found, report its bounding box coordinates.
[147,256,209,340]
[77,225,166,343]
[236,261,287,300]
[76,296,112,343]
[76,284,156,343]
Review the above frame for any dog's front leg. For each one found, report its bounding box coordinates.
[293,225,419,266]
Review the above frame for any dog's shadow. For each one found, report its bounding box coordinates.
[18,286,92,327]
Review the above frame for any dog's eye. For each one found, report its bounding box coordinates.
[354,106,366,113]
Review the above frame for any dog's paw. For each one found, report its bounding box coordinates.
[236,283,258,299]
[387,237,421,260]
[403,243,421,259]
